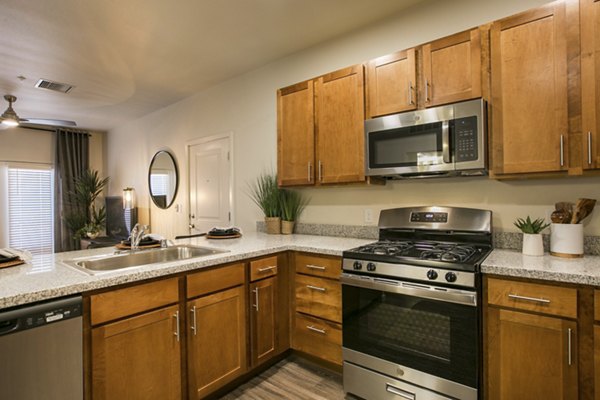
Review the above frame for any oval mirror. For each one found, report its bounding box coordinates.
[148,150,178,209]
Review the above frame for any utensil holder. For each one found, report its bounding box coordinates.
[550,223,584,258]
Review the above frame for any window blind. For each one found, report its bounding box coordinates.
[150,173,169,195]
[8,167,54,255]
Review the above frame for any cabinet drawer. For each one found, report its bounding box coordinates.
[187,263,245,299]
[295,253,341,279]
[295,274,341,323]
[249,256,278,282]
[487,277,577,318]
[91,277,179,326]
[293,313,342,365]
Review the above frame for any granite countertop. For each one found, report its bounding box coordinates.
[0,232,372,310]
[482,248,600,286]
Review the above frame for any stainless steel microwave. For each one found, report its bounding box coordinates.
[365,98,487,179]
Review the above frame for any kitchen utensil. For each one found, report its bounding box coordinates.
[571,198,597,224]
[551,210,568,224]
[554,202,574,223]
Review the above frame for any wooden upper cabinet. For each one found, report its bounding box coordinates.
[366,48,417,118]
[315,65,366,184]
[491,2,569,175]
[422,28,483,107]
[277,80,315,186]
[581,0,600,170]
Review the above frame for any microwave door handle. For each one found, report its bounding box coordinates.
[442,121,451,164]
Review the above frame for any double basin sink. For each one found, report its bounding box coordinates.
[64,244,228,275]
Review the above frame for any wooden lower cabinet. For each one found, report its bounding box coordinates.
[91,305,182,400]
[250,276,277,366]
[187,285,247,399]
[293,313,342,365]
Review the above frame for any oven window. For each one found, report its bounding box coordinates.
[343,285,478,388]
[368,122,443,168]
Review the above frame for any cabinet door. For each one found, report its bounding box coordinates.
[315,65,366,184]
[422,29,482,107]
[366,48,417,117]
[91,305,181,400]
[487,308,577,400]
[277,80,315,186]
[581,0,600,170]
[187,285,246,399]
[250,276,277,366]
[491,2,568,174]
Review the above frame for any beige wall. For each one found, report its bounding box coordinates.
[106,0,598,238]
[0,126,105,172]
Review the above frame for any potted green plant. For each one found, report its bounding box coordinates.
[514,216,550,256]
[280,189,309,234]
[248,171,281,234]
[65,169,109,241]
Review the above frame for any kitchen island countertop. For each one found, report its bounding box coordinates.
[0,232,372,309]
[482,248,600,286]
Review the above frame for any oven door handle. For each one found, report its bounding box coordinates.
[340,275,477,307]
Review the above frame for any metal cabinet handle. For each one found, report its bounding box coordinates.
[568,328,572,366]
[408,81,414,105]
[306,264,326,271]
[306,284,326,292]
[560,134,564,167]
[253,287,259,311]
[318,160,323,182]
[386,384,415,400]
[306,325,326,334]
[425,79,430,103]
[173,311,180,342]
[588,132,593,166]
[190,306,197,336]
[308,162,312,183]
[258,265,277,272]
[507,294,550,304]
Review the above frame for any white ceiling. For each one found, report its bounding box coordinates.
[0,0,424,131]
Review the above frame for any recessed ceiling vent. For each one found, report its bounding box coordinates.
[35,79,74,94]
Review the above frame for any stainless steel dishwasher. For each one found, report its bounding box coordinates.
[0,295,83,400]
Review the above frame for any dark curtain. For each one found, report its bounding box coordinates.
[54,129,89,252]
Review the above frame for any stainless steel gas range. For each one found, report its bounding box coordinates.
[341,206,492,400]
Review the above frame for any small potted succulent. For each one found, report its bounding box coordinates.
[514,216,550,256]
[280,189,309,234]
[248,171,281,234]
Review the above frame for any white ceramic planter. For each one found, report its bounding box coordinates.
[522,233,544,256]
[550,223,584,258]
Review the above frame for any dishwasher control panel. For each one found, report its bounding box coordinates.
[0,295,82,335]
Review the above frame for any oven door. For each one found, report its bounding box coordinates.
[341,274,479,390]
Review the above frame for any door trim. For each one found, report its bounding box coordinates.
[186,132,234,234]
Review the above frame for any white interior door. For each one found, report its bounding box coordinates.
[188,136,232,233]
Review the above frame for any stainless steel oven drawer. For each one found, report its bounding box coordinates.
[344,361,454,400]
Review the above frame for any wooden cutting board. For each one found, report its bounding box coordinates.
[0,259,25,269]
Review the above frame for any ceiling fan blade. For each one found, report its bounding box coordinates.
[21,118,77,127]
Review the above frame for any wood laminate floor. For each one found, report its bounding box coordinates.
[219,356,348,400]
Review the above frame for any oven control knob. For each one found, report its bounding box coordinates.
[445,272,457,282]
[366,262,376,272]
[426,269,438,280]
[353,261,363,270]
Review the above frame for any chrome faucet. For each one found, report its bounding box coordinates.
[129,223,149,251]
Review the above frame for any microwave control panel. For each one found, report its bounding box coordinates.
[454,116,478,162]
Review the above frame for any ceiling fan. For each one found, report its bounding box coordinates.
[0,94,77,128]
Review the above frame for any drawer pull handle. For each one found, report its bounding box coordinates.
[386,384,415,400]
[306,325,326,334]
[307,285,326,292]
[507,294,550,304]
[258,265,277,272]
[306,264,326,271]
